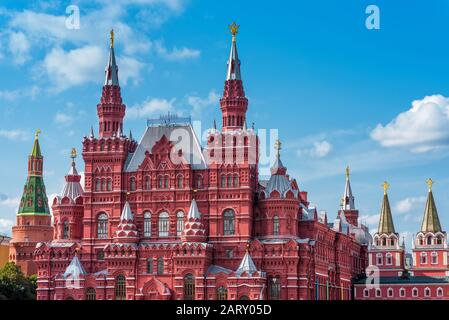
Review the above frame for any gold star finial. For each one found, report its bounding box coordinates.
[110,29,114,48]
[383,181,390,194]
[35,129,41,139]
[70,148,77,160]
[246,242,250,252]
[274,139,282,157]
[426,178,434,191]
[229,22,239,41]
[346,166,350,179]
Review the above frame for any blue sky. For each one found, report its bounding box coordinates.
[1,0,449,248]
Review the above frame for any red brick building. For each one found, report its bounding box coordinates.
[17,26,369,300]
[354,180,449,300]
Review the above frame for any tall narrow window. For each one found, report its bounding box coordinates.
[273,215,280,236]
[196,175,202,189]
[177,175,183,189]
[269,277,281,300]
[177,211,184,236]
[158,212,169,237]
[233,175,238,187]
[227,176,232,188]
[184,274,195,300]
[217,286,227,300]
[221,176,226,188]
[130,177,136,191]
[223,209,235,235]
[147,258,153,274]
[164,176,169,188]
[115,275,126,300]
[97,213,108,239]
[95,179,101,191]
[144,176,151,190]
[157,257,164,275]
[86,288,96,300]
[144,212,151,237]
[107,179,112,191]
[63,220,70,239]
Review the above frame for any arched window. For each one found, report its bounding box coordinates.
[177,175,183,189]
[97,213,108,239]
[101,179,106,191]
[375,288,381,298]
[233,175,238,187]
[427,236,432,245]
[147,258,153,274]
[196,175,203,189]
[144,176,151,190]
[157,257,164,275]
[437,236,443,245]
[217,286,227,300]
[363,288,369,298]
[399,288,405,297]
[184,274,195,300]
[95,179,101,191]
[412,288,418,297]
[431,252,438,264]
[376,253,383,265]
[107,179,112,191]
[221,176,226,188]
[177,211,184,236]
[269,276,281,300]
[144,212,151,237]
[273,215,280,236]
[115,275,126,300]
[381,237,387,246]
[425,288,431,297]
[437,287,443,297]
[223,209,235,235]
[158,212,169,237]
[86,288,96,300]
[63,220,70,239]
[130,177,136,191]
[387,288,393,297]
[420,252,427,264]
[227,176,232,188]
[165,176,169,188]
[386,253,392,265]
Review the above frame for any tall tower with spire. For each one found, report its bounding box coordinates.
[9,130,53,276]
[220,22,248,131]
[338,166,359,226]
[412,179,447,276]
[370,182,405,276]
[97,29,126,138]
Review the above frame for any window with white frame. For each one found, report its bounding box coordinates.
[431,252,438,264]
[399,288,405,297]
[144,212,151,237]
[437,287,443,297]
[158,212,169,237]
[176,211,184,236]
[386,253,392,265]
[425,288,431,297]
[375,288,381,297]
[376,253,383,265]
[363,288,369,298]
[420,252,427,264]
[387,288,393,297]
[412,288,418,297]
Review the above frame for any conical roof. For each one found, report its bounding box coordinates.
[377,182,395,234]
[236,248,259,276]
[420,179,442,233]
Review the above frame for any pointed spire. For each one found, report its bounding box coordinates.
[378,181,396,234]
[342,166,355,210]
[104,29,119,86]
[270,139,286,175]
[243,120,247,131]
[63,254,86,279]
[120,201,134,222]
[129,130,133,141]
[89,125,94,139]
[61,149,83,201]
[236,244,259,276]
[421,178,442,233]
[187,199,201,220]
[213,119,217,130]
[226,22,241,80]
[31,129,42,157]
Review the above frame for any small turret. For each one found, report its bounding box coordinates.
[181,199,207,242]
[114,201,139,243]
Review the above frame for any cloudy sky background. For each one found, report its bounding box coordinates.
[1,0,449,250]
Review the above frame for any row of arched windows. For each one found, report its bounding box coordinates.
[365,287,443,298]
[146,257,164,274]
[128,175,204,191]
[220,174,239,188]
[95,178,112,192]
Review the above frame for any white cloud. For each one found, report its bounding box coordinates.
[395,196,426,214]
[127,97,177,119]
[0,194,20,207]
[187,90,220,115]
[0,86,40,101]
[297,140,332,158]
[8,31,30,65]
[359,213,380,227]
[54,112,73,125]
[155,41,200,61]
[371,94,449,153]
[0,218,14,234]
[0,129,30,141]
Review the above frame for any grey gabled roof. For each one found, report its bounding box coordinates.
[63,255,86,278]
[124,124,207,172]
[236,251,259,276]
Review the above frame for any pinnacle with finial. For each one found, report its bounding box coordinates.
[383,181,390,195]
[229,22,239,41]
[110,29,114,48]
[427,178,434,192]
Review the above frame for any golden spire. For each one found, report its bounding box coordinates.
[346,166,350,179]
[35,129,41,140]
[229,22,239,41]
[110,29,114,48]
[382,181,390,195]
[274,139,282,157]
[70,147,77,160]
[426,178,434,192]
